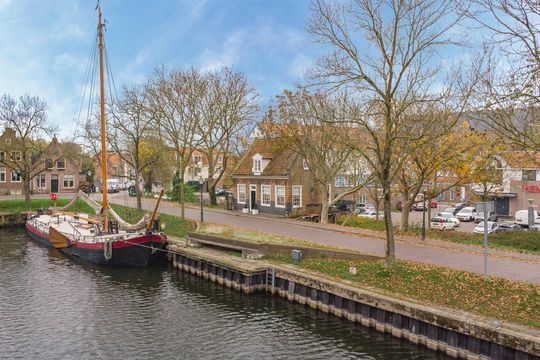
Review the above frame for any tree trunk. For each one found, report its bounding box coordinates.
[427,201,432,234]
[320,202,330,224]
[24,175,31,205]
[135,172,142,211]
[400,199,412,231]
[179,171,185,220]
[382,184,395,267]
[209,179,217,206]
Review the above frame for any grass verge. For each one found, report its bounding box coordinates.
[0,198,95,214]
[109,203,196,238]
[268,256,540,328]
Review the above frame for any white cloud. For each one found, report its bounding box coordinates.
[288,53,313,78]
[199,30,245,72]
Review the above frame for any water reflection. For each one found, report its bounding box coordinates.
[0,227,448,359]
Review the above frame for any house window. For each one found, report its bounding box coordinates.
[436,192,444,201]
[218,156,223,163]
[10,151,21,161]
[0,168,5,183]
[63,175,75,188]
[522,170,537,181]
[46,159,53,169]
[261,185,271,206]
[359,195,367,204]
[36,174,46,189]
[194,155,202,165]
[6,138,11,145]
[303,159,309,170]
[449,189,455,201]
[275,186,285,208]
[0,151,5,161]
[237,184,246,204]
[57,159,65,169]
[253,159,261,172]
[292,185,302,208]
[11,171,21,182]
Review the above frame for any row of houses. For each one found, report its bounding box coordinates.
[0,128,82,196]
[229,137,540,217]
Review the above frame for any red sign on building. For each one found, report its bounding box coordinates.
[524,184,540,193]
[50,193,57,201]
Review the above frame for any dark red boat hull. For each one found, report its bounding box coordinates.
[26,222,166,267]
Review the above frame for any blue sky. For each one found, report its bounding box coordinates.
[0,0,321,139]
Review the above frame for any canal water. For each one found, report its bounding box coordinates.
[1,227,450,359]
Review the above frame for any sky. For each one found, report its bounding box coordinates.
[0,0,322,139]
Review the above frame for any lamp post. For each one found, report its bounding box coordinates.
[421,190,427,241]
[199,176,204,223]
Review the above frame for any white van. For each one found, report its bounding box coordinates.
[106,179,120,193]
[514,209,540,226]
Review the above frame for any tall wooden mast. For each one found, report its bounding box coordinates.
[98,2,108,232]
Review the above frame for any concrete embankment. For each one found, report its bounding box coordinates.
[0,212,26,227]
[166,234,540,360]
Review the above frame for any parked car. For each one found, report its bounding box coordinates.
[514,209,540,227]
[495,223,524,233]
[430,216,457,231]
[474,212,498,223]
[356,203,374,214]
[456,207,477,222]
[435,212,460,226]
[332,200,356,212]
[106,179,120,193]
[359,210,385,219]
[473,221,498,234]
[215,188,228,197]
[529,225,540,232]
[444,207,458,215]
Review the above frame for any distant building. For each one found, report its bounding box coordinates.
[31,136,82,194]
[0,128,25,195]
[93,153,133,191]
[230,138,322,217]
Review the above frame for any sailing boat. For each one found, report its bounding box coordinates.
[26,3,166,267]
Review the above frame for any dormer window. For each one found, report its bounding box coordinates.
[303,159,309,170]
[252,153,264,175]
[194,155,202,165]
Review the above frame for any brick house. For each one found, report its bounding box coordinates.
[230,138,322,217]
[93,153,133,191]
[0,128,25,195]
[31,136,81,194]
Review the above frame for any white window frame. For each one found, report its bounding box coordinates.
[275,185,286,208]
[303,159,309,170]
[449,189,455,201]
[359,195,367,204]
[292,185,302,208]
[0,167,5,183]
[253,159,261,172]
[193,155,202,165]
[36,174,46,189]
[237,184,246,204]
[11,170,21,183]
[10,151,21,161]
[261,185,271,206]
[57,158,66,170]
[63,174,75,189]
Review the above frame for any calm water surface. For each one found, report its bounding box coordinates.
[0,227,450,359]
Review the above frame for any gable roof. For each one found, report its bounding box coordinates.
[231,138,298,177]
[501,151,540,169]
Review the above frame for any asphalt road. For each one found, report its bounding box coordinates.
[105,192,540,284]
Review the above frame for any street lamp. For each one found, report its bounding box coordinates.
[421,190,427,241]
[199,176,204,223]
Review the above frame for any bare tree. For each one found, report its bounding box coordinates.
[0,94,57,204]
[198,68,258,205]
[108,84,160,210]
[466,0,540,149]
[263,89,371,224]
[148,67,205,220]
[309,0,474,266]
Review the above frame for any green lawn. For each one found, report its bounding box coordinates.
[268,256,540,328]
[109,203,196,238]
[337,215,387,231]
[0,198,95,214]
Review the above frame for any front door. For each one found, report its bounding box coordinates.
[250,185,257,210]
[51,175,58,193]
